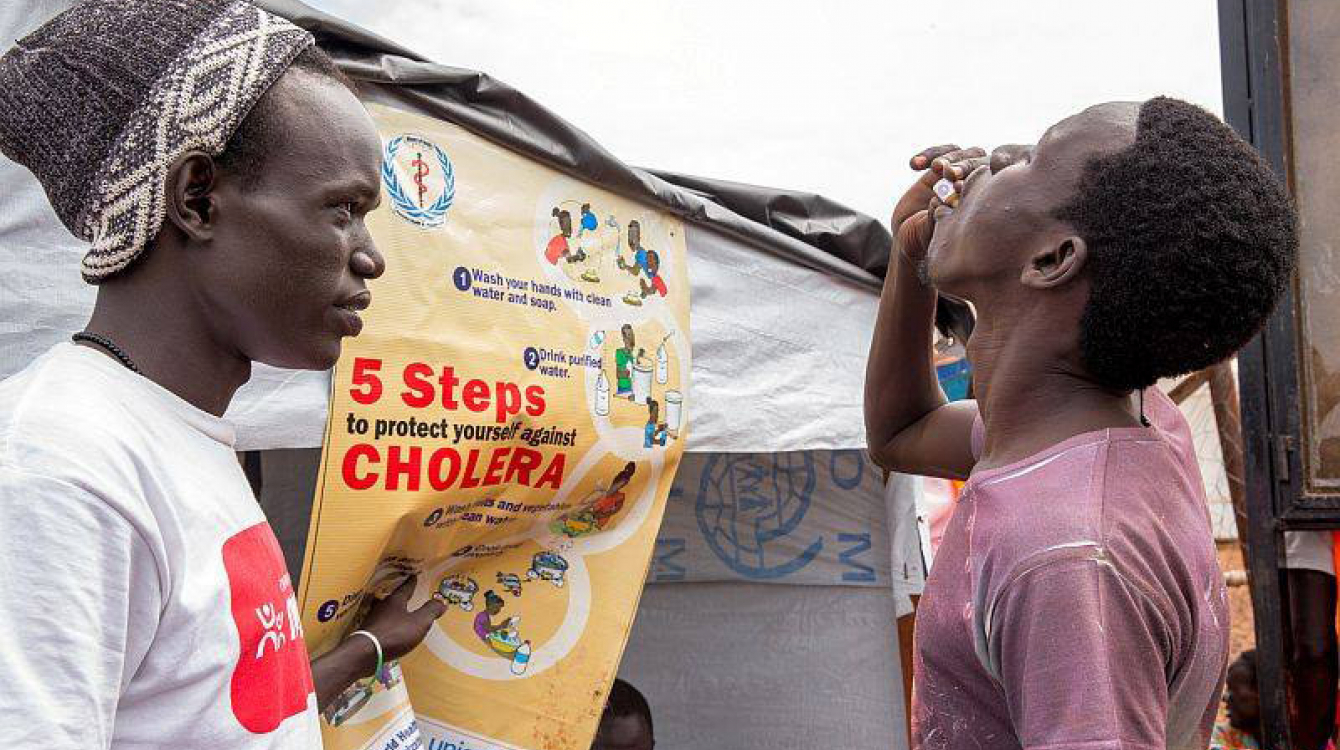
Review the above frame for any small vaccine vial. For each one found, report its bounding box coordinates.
[933,178,959,207]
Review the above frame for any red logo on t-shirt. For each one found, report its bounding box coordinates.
[223,522,314,734]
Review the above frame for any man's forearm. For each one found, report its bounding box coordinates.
[311,636,379,711]
[864,249,946,463]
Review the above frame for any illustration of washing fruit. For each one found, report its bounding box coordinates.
[434,574,479,611]
[496,571,524,597]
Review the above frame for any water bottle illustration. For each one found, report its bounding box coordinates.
[595,370,611,416]
[656,342,669,384]
[511,641,532,675]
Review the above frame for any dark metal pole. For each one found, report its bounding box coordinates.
[1238,334,1293,750]
[1218,0,1294,746]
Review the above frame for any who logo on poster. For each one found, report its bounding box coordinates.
[382,134,455,228]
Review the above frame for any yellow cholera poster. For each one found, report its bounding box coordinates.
[298,103,691,750]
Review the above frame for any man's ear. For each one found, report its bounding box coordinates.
[163,151,218,242]
[1021,235,1088,289]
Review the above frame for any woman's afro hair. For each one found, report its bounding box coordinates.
[1055,96,1298,391]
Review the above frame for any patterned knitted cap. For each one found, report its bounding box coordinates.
[0,0,314,283]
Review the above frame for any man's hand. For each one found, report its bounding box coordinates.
[865,145,988,480]
[311,575,448,711]
[359,575,447,661]
[891,145,987,269]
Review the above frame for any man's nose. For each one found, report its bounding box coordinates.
[990,144,1034,173]
[351,241,386,280]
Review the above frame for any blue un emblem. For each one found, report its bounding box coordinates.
[382,134,455,228]
[695,453,822,579]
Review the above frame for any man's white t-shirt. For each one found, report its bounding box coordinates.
[0,343,322,748]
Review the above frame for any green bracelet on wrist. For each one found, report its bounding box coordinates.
[350,629,384,680]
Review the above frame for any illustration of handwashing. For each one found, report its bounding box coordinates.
[434,574,479,612]
[616,220,668,305]
[526,551,569,588]
[578,203,599,237]
[473,590,532,674]
[613,218,667,306]
[616,219,645,277]
[541,198,626,285]
[551,462,637,539]
[637,250,667,299]
[544,207,585,265]
[575,203,601,282]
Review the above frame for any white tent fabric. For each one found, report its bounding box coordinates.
[0,2,71,47]
[0,0,90,373]
[679,223,878,453]
[619,582,909,750]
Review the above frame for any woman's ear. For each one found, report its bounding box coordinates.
[1021,235,1088,289]
[162,151,218,242]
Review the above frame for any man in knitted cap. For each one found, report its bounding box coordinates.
[0,1,445,746]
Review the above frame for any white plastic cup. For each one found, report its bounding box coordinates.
[633,361,653,404]
[665,390,683,434]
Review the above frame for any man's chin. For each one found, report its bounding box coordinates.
[254,340,343,372]
[920,254,973,298]
[310,339,344,371]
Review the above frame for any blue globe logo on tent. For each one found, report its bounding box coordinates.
[382,134,455,228]
[695,453,822,579]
